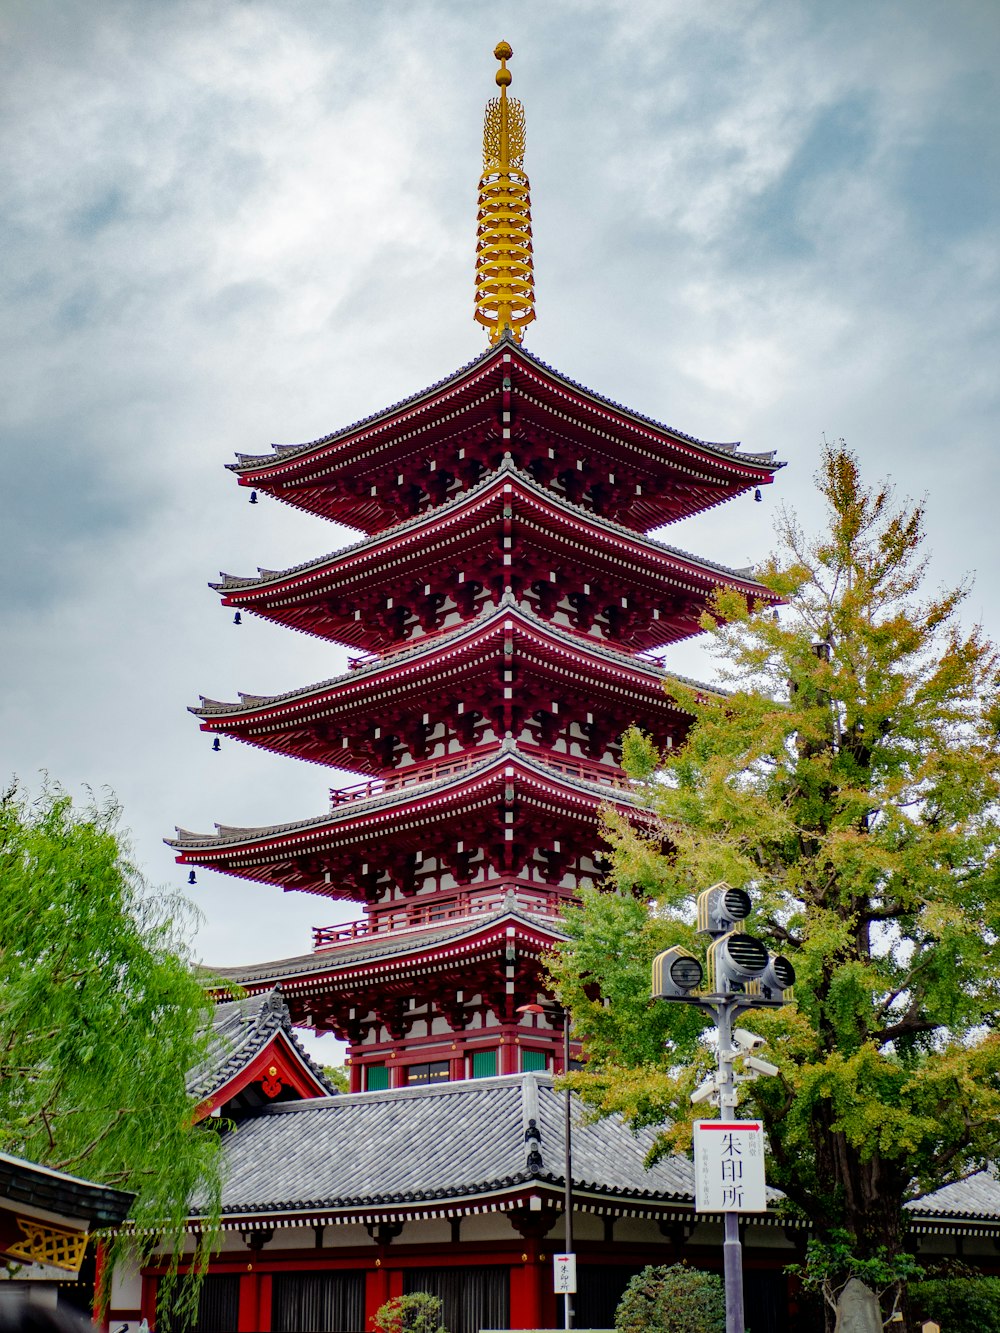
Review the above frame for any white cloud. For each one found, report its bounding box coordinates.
[1,0,997,1011]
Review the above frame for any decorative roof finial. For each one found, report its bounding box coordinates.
[474,41,536,345]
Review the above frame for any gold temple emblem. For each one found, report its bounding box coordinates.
[475,42,536,345]
[7,1218,88,1272]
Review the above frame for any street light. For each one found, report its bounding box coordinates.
[651,882,795,1333]
[517,1001,574,1330]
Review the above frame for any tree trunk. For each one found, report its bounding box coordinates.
[811,1111,914,1330]
[814,1113,909,1255]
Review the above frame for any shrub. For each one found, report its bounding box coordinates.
[911,1276,1000,1332]
[615,1263,726,1333]
[371,1292,448,1333]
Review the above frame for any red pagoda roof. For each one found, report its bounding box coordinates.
[207,897,569,1048]
[193,596,710,771]
[212,459,777,652]
[209,896,567,998]
[169,740,651,896]
[228,339,782,532]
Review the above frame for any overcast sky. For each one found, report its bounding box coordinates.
[2,1,997,1054]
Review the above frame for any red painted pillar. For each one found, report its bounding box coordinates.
[140,1275,157,1331]
[500,1034,519,1075]
[238,1266,261,1332]
[350,1061,363,1093]
[365,1265,390,1331]
[510,1244,553,1329]
[257,1272,273,1332]
[365,1263,405,1328]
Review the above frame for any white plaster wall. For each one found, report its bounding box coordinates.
[110,1258,142,1308]
[217,1231,254,1253]
[396,1219,452,1245]
[319,1224,375,1249]
[567,1213,604,1241]
[460,1212,523,1242]
[607,1217,664,1244]
[267,1227,319,1251]
[953,1235,997,1257]
[743,1225,797,1250]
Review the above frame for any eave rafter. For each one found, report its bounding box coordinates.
[219,918,564,1017]
[212,461,778,653]
[193,599,701,771]
[170,744,651,898]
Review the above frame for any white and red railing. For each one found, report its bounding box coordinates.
[328,749,628,807]
[311,883,568,951]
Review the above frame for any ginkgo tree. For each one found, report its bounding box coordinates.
[550,443,1000,1325]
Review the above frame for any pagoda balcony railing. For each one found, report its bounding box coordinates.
[312,882,567,951]
[328,750,629,806]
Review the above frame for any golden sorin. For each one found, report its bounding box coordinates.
[474,41,536,344]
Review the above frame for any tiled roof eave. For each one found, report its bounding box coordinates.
[211,459,777,598]
[512,343,780,468]
[209,903,569,983]
[229,345,501,473]
[189,1175,708,1231]
[184,1197,1000,1239]
[0,1152,135,1230]
[167,742,646,853]
[190,595,725,723]
[227,341,781,481]
[188,990,338,1101]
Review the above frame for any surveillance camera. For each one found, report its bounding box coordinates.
[690,1078,718,1105]
[732,1028,766,1052]
[744,1055,780,1078]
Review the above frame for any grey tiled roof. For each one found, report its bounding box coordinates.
[208,898,568,987]
[194,1073,698,1221]
[188,988,337,1101]
[187,1059,1000,1230]
[230,338,780,474]
[909,1168,1000,1223]
[0,1152,134,1230]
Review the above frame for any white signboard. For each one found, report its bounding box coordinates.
[693,1120,767,1212]
[553,1252,577,1294]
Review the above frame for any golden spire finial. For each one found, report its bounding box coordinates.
[475,41,535,345]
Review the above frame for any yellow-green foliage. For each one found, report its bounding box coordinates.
[550,443,1000,1280]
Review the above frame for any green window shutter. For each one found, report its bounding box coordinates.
[521,1048,547,1072]
[471,1049,498,1079]
[365,1064,389,1091]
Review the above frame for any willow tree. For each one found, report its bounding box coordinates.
[0,781,224,1302]
[550,443,1000,1320]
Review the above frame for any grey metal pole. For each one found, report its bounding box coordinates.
[715,1002,745,1333]
[564,1013,573,1331]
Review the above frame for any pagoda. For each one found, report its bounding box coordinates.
[170,42,782,1095]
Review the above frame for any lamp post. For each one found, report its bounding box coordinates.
[652,883,795,1333]
[517,1001,574,1329]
